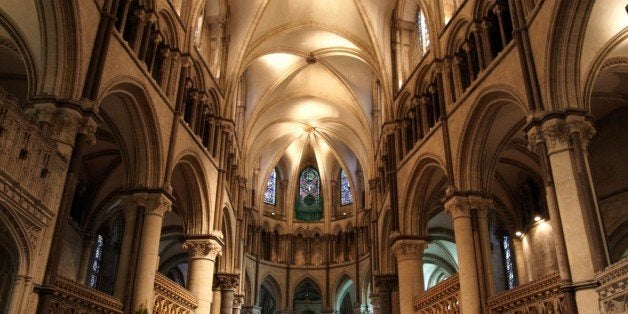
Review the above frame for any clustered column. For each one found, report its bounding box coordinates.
[527,114,607,312]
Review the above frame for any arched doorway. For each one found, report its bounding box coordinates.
[293,278,322,314]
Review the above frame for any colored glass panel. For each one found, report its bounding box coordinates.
[340,170,352,205]
[264,168,277,205]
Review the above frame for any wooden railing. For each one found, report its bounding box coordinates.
[49,276,123,313]
[413,274,460,313]
[487,272,565,313]
[597,258,628,313]
[154,272,198,314]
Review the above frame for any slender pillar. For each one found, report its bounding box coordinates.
[391,237,427,314]
[445,196,482,314]
[214,273,239,314]
[130,193,172,312]
[233,293,244,314]
[472,197,496,298]
[183,235,223,314]
[112,196,139,300]
[527,114,607,313]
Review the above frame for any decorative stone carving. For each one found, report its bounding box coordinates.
[182,238,223,260]
[213,273,239,291]
[413,274,460,312]
[233,293,245,307]
[596,258,628,314]
[154,272,198,313]
[390,238,427,261]
[541,118,572,153]
[527,115,596,154]
[444,195,471,219]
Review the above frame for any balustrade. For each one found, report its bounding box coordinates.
[487,272,566,313]
[48,276,122,313]
[153,272,198,314]
[596,258,628,314]
[413,274,460,313]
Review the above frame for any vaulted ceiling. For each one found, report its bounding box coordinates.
[222,0,399,199]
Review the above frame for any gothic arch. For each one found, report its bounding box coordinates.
[403,155,448,236]
[171,153,210,234]
[259,274,282,308]
[456,87,528,192]
[98,79,163,188]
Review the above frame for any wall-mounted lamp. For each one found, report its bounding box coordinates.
[515,231,523,237]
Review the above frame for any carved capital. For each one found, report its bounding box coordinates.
[528,115,596,154]
[541,118,571,153]
[120,193,172,221]
[444,195,471,219]
[233,293,245,307]
[468,196,493,217]
[213,273,239,291]
[391,238,427,261]
[565,115,595,150]
[183,237,222,260]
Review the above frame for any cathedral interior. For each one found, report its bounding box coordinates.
[0,0,626,313]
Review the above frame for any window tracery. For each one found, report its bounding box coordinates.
[295,167,322,221]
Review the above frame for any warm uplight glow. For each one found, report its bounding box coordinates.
[310,32,358,49]
[515,231,523,237]
[260,53,301,73]
[289,99,339,121]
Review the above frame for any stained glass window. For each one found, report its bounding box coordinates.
[295,167,322,221]
[502,235,516,289]
[417,9,430,56]
[340,170,352,205]
[264,168,277,205]
[88,234,105,288]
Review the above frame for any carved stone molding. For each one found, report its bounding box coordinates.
[183,238,223,261]
[213,273,239,291]
[391,238,427,261]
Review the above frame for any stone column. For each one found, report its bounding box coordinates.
[472,197,496,298]
[374,274,397,314]
[215,273,239,314]
[131,193,172,312]
[391,237,427,314]
[445,196,481,314]
[183,235,223,314]
[113,195,138,300]
[233,293,244,314]
[527,114,607,313]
